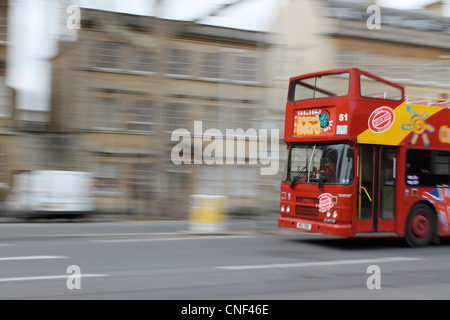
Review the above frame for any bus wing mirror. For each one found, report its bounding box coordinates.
[318,157,325,190]
[347,147,354,158]
[318,169,325,191]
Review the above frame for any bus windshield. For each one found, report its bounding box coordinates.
[284,143,354,186]
[288,73,350,102]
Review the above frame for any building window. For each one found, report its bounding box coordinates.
[0,146,6,187]
[200,53,224,80]
[92,97,122,130]
[131,49,156,73]
[94,42,123,70]
[127,100,155,132]
[0,9,6,43]
[168,49,191,76]
[232,56,261,83]
[91,97,158,132]
[335,49,450,87]
[93,162,119,193]
[229,107,253,130]
[129,163,155,199]
[0,77,11,117]
[229,166,258,197]
[196,166,226,195]
[165,103,191,132]
[195,166,258,197]
[202,105,224,131]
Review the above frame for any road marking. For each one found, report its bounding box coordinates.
[38,232,182,237]
[0,255,68,261]
[95,235,254,243]
[216,257,424,270]
[0,274,109,283]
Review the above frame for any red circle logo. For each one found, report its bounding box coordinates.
[318,193,333,213]
[368,107,395,133]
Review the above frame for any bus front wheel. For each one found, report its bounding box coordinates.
[405,204,437,247]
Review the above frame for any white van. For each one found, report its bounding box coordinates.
[6,170,94,219]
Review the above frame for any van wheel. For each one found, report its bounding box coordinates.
[405,204,436,247]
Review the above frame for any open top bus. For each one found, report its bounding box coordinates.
[279,68,450,247]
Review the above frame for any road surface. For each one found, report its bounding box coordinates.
[0,219,449,300]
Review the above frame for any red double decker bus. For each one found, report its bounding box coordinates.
[278,68,450,247]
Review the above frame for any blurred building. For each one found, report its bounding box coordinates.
[50,8,278,217]
[270,0,450,107]
[0,0,13,203]
[0,0,449,219]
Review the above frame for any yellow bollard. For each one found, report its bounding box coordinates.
[189,195,227,233]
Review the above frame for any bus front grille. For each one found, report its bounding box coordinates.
[295,205,319,218]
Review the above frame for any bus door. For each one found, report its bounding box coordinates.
[356,145,396,234]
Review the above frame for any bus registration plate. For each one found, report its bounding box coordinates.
[297,222,311,230]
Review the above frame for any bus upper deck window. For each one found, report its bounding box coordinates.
[288,73,350,102]
[360,74,403,101]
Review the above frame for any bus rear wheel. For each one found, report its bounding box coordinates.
[405,204,437,247]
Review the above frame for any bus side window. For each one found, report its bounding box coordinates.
[406,149,450,187]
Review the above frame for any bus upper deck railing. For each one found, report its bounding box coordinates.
[405,86,450,108]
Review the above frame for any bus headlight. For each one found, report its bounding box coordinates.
[326,211,331,218]
[286,205,291,213]
[332,210,338,219]
[281,205,285,213]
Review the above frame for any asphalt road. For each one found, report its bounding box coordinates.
[0,219,449,300]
